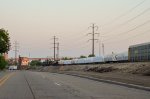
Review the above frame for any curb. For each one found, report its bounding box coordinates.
[57,72,150,92]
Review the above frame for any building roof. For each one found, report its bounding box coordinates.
[129,42,150,48]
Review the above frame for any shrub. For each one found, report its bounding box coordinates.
[0,55,7,70]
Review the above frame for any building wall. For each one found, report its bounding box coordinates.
[18,57,29,70]
[129,43,150,62]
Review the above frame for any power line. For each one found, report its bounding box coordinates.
[62,28,89,48]
[61,28,91,51]
[102,0,147,26]
[104,29,150,44]
[102,7,150,37]
[103,19,150,42]
[87,23,99,56]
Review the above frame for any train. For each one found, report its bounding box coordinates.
[59,52,128,65]
[58,42,150,65]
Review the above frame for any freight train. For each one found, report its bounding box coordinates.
[59,42,150,65]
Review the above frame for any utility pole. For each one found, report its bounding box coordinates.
[13,41,19,66]
[87,23,99,56]
[52,36,58,61]
[102,43,105,57]
[56,42,59,60]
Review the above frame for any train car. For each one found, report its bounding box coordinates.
[58,60,64,65]
[84,57,93,64]
[104,52,128,63]
[62,60,72,65]
[129,42,150,62]
[74,58,85,64]
[116,52,128,62]
[92,56,104,63]
[104,54,117,63]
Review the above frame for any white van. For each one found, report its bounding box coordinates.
[9,66,18,70]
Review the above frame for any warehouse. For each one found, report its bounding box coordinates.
[129,42,150,62]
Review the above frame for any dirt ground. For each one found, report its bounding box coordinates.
[38,62,150,87]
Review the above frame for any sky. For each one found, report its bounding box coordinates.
[0,0,150,58]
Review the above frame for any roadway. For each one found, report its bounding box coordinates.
[0,71,150,99]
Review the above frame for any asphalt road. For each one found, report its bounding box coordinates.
[0,71,150,99]
[0,71,8,78]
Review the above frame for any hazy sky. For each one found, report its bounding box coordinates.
[0,0,150,58]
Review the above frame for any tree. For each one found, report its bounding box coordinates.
[0,55,7,70]
[88,54,95,57]
[62,57,72,60]
[0,28,10,70]
[0,28,10,54]
[80,55,87,58]
[30,60,42,66]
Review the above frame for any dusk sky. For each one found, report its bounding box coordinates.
[0,0,150,58]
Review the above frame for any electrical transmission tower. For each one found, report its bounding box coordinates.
[13,41,19,66]
[87,23,99,56]
[52,36,58,61]
[56,42,59,61]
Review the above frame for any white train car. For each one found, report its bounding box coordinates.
[84,57,93,64]
[63,60,72,65]
[104,55,114,62]
[104,52,128,63]
[116,52,128,62]
[92,56,104,63]
[74,58,84,64]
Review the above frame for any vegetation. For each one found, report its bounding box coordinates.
[42,59,53,66]
[0,28,10,70]
[88,54,95,57]
[61,57,73,60]
[80,55,87,58]
[30,60,42,66]
[0,55,7,70]
[0,28,10,54]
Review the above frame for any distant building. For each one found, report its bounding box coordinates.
[18,56,29,70]
[129,42,150,62]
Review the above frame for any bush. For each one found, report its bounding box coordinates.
[88,54,95,57]
[30,60,42,66]
[0,55,7,70]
